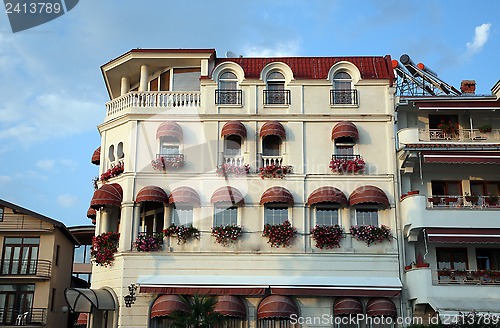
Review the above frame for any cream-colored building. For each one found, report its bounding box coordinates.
[0,198,77,327]
[397,80,500,322]
[75,49,402,328]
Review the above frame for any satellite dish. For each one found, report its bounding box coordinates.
[225,51,238,58]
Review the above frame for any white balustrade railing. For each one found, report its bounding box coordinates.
[224,156,244,167]
[419,128,500,142]
[106,91,201,116]
[262,156,283,167]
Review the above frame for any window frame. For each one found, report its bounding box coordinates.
[213,205,238,227]
[264,203,289,226]
[0,206,3,222]
[315,204,341,226]
[224,135,242,157]
[264,71,289,105]
[171,204,194,226]
[331,71,358,106]
[352,206,379,226]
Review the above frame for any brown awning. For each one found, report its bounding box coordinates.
[257,295,298,319]
[90,183,123,209]
[422,152,500,164]
[366,298,397,317]
[76,312,88,325]
[270,288,400,298]
[260,187,294,205]
[349,185,390,208]
[260,121,286,139]
[221,121,247,139]
[211,186,244,205]
[150,295,189,318]
[332,121,359,140]
[169,187,200,207]
[140,286,266,296]
[91,147,101,165]
[156,121,183,140]
[427,228,500,243]
[334,298,363,315]
[214,296,246,318]
[136,186,169,204]
[86,207,96,219]
[307,186,348,206]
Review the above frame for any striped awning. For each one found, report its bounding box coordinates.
[366,298,397,317]
[90,183,123,209]
[150,295,189,318]
[169,187,200,207]
[422,152,500,164]
[211,186,244,205]
[307,187,348,207]
[91,147,101,165]
[260,187,294,205]
[221,121,247,139]
[332,122,359,140]
[214,296,246,318]
[257,295,298,319]
[260,121,286,139]
[136,186,169,204]
[427,228,500,243]
[349,185,390,208]
[156,121,183,140]
[334,297,363,315]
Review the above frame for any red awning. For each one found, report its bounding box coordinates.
[270,288,400,298]
[169,187,200,207]
[91,147,101,165]
[90,183,123,209]
[86,208,96,219]
[150,295,189,318]
[366,298,397,317]
[426,228,500,243]
[257,295,298,319]
[349,185,390,208]
[156,121,183,140]
[334,298,363,315]
[140,286,266,296]
[211,186,244,205]
[136,186,169,204]
[307,187,348,206]
[214,296,246,318]
[260,121,286,139]
[332,122,359,140]
[76,312,88,325]
[221,121,247,139]
[260,187,294,205]
[422,152,500,164]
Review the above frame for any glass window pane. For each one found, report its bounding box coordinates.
[161,145,179,155]
[264,206,288,225]
[172,207,193,226]
[74,246,85,263]
[316,207,339,226]
[214,206,238,226]
[355,209,378,226]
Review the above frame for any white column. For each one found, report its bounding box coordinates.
[118,202,135,251]
[120,76,130,96]
[133,204,141,240]
[99,209,109,233]
[163,204,171,251]
[139,65,149,92]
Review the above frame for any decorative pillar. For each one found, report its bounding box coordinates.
[139,65,149,92]
[118,202,135,251]
[133,204,141,241]
[120,76,130,96]
[99,208,109,234]
[163,204,171,251]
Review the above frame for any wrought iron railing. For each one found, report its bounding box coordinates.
[331,154,361,160]
[330,89,358,105]
[215,90,242,105]
[263,90,290,105]
[419,128,500,142]
[0,259,51,278]
[1,214,54,231]
[0,307,46,326]
[433,269,500,285]
[427,195,499,208]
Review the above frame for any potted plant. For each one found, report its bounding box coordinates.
[133,233,164,252]
[151,155,185,171]
[437,120,459,135]
[259,164,293,179]
[310,225,345,249]
[262,220,297,248]
[329,157,365,174]
[211,224,243,246]
[478,125,492,133]
[91,232,120,267]
[163,224,200,244]
[404,262,416,271]
[100,161,125,182]
[350,225,392,246]
[486,194,499,206]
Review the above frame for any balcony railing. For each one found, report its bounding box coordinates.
[419,128,500,142]
[106,91,201,116]
[427,195,499,208]
[0,259,51,278]
[330,89,358,105]
[434,269,500,285]
[1,214,54,231]
[0,307,46,326]
[223,155,244,167]
[262,156,283,167]
[331,154,361,161]
[263,90,290,105]
[215,90,242,105]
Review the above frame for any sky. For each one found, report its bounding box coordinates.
[0,0,498,228]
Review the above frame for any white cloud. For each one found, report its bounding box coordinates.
[0,175,12,184]
[466,23,491,55]
[244,41,301,57]
[57,194,78,208]
[36,159,55,170]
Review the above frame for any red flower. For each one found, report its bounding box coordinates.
[262,220,297,247]
[100,162,124,182]
[350,225,392,246]
[91,232,120,267]
[259,165,293,179]
[311,225,345,249]
[211,225,243,245]
[329,158,365,174]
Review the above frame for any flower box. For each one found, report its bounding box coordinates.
[216,164,250,177]
[211,225,243,246]
[100,162,124,182]
[259,165,292,179]
[329,158,365,174]
[151,155,185,171]
[91,232,120,267]
[133,233,164,252]
[310,225,345,249]
[262,220,297,248]
[350,225,392,246]
[163,224,199,244]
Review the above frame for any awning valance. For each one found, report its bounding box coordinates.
[260,121,286,139]
[428,298,500,319]
[136,186,169,204]
[214,296,246,318]
[150,295,188,318]
[64,288,115,313]
[211,186,244,206]
[258,295,298,319]
[260,187,294,205]
[426,228,500,243]
[307,186,348,206]
[156,121,183,140]
[86,207,96,219]
[221,121,247,139]
[332,121,359,141]
[169,187,200,207]
[90,183,123,209]
[334,297,363,315]
[366,298,397,317]
[349,185,390,208]
[91,147,101,165]
[422,152,500,164]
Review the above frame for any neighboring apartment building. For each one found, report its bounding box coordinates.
[0,199,77,327]
[74,49,401,328]
[396,72,500,322]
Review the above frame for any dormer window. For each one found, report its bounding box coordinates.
[331,72,357,105]
[264,71,290,105]
[216,71,241,105]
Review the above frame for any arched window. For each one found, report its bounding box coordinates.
[264,71,289,105]
[262,135,282,166]
[108,145,115,163]
[332,72,357,105]
[225,135,242,157]
[117,142,124,159]
[216,71,241,105]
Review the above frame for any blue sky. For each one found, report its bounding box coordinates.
[0,0,498,227]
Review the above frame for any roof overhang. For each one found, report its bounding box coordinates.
[65,288,116,313]
[426,228,500,243]
[425,298,500,319]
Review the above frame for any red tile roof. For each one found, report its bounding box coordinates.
[215,56,394,80]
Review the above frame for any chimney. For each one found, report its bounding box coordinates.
[460,80,476,94]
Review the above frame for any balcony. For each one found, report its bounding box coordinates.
[215,90,242,105]
[330,89,358,105]
[398,128,500,146]
[223,155,244,167]
[263,90,290,105]
[0,260,51,278]
[106,91,201,117]
[1,214,54,231]
[261,155,283,167]
[153,154,185,170]
[0,307,46,326]
[331,154,361,160]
